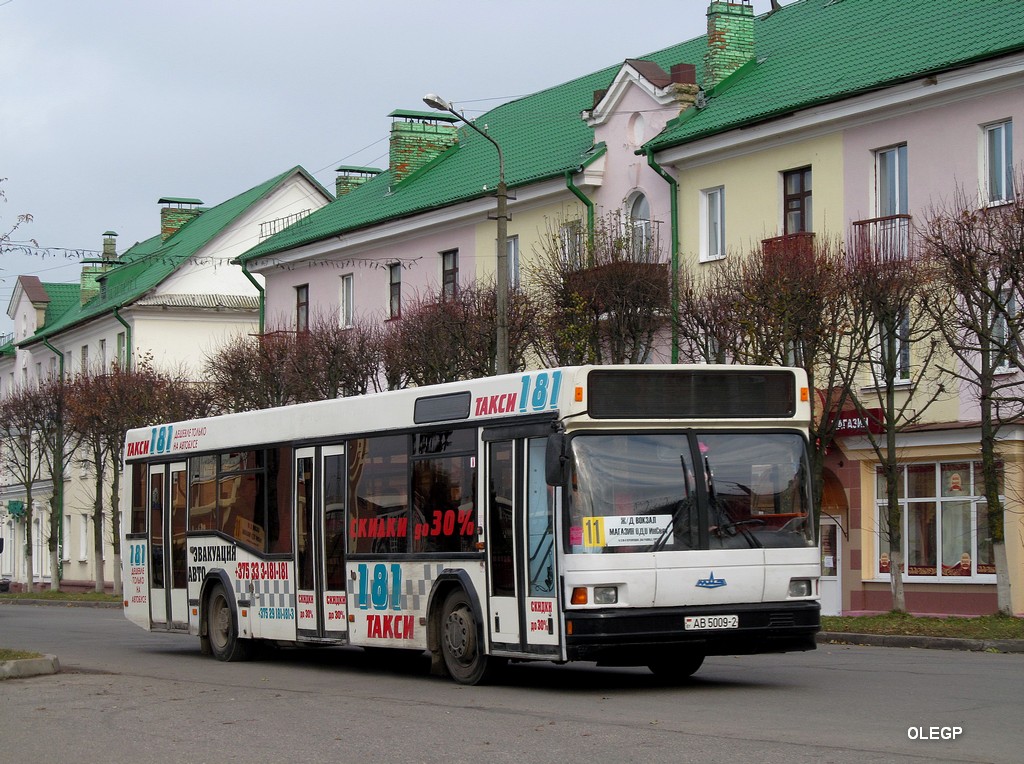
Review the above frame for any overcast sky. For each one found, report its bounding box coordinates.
[0,0,792,336]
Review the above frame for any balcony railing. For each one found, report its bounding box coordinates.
[851,214,912,260]
[761,231,816,263]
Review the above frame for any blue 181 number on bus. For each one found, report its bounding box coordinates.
[150,425,174,455]
[519,370,562,413]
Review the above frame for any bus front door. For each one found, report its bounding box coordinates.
[149,462,189,630]
[484,436,561,658]
[294,445,348,641]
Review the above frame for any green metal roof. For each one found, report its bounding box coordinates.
[648,0,1024,150]
[21,166,323,345]
[241,0,1024,263]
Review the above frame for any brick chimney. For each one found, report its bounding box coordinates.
[335,166,382,197]
[159,197,204,240]
[388,110,458,184]
[704,1,755,91]
[80,230,118,305]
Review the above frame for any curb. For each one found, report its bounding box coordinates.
[0,654,60,680]
[818,631,1024,653]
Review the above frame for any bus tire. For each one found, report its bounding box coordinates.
[440,588,496,685]
[206,583,250,662]
[648,651,704,683]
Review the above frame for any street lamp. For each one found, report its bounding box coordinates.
[423,93,510,375]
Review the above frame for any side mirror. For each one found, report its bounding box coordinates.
[545,432,568,486]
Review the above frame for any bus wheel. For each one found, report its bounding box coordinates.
[647,652,704,683]
[440,589,495,685]
[206,583,250,662]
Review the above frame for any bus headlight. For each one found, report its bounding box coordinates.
[593,586,618,605]
[788,578,812,598]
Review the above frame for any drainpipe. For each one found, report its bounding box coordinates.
[42,338,65,585]
[240,261,265,334]
[645,146,680,364]
[564,169,595,253]
[113,307,133,372]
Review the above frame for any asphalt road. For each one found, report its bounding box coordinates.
[1,604,1021,764]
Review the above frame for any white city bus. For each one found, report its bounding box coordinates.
[123,365,820,684]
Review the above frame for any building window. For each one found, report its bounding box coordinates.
[116,332,126,368]
[295,284,309,332]
[80,344,89,373]
[629,194,652,257]
[874,144,909,258]
[783,167,812,234]
[559,220,583,267]
[507,235,520,290]
[993,289,1018,370]
[99,339,107,371]
[875,461,1000,580]
[984,120,1014,205]
[876,144,908,216]
[388,264,402,319]
[63,515,72,561]
[340,274,354,328]
[873,308,911,382]
[700,186,725,261]
[80,515,89,561]
[441,249,458,300]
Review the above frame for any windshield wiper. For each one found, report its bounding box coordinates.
[651,455,694,551]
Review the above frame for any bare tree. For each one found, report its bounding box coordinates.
[919,182,1024,613]
[64,356,218,594]
[844,227,948,612]
[528,209,671,365]
[380,281,538,387]
[0,384,52,592]
[701,236,858,521]
[204,331,297,411]
[32,374,79,591]
[288,315,384,399]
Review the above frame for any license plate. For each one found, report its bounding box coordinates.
[684,614,739,630]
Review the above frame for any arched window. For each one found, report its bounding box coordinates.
[628,194,651,258]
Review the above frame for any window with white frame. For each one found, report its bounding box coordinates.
[874,461,1000,580]
[984,120,1014,205]
[340,274,354,328]
[700,186,726,261]
[993,288,1018,370]
[873,308,911,383]
[80,344,89,373]
[79,514,89,561]
[99,338,107,371]
[506,235,520,289]
[629,194,652,258]
[63,514,72,561]
[559,220,584,267]
[116,332,126,367]
[874,144,909,258]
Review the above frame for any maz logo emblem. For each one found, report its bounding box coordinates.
[696,572,727,589]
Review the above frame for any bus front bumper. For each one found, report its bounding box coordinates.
[564,600,820,663]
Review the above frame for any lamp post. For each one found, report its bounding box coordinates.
[423,93,509,376]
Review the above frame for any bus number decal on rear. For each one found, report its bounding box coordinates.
[519,370,562,413]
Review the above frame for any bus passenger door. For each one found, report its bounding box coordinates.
[149,462,188,629]
[484,435,561,658]
[295,446,348,640]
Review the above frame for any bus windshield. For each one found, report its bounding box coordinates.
[567,431,814,553]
